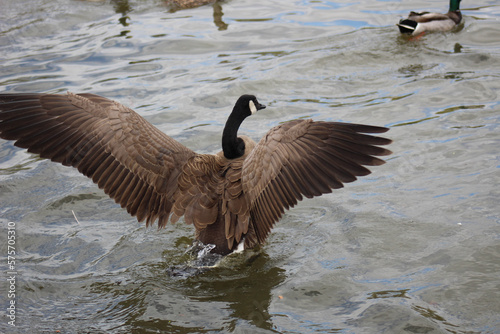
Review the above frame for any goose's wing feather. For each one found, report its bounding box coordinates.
[170,154,222,230]
[0,92,196,227]
[241,119,392,246]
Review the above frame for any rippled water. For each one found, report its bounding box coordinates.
[1,0,499,333]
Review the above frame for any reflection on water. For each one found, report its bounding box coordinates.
[368,289,410,299]
[111,0,228,31]
[83,249,286,332]
[178,252,286,331]
[165,0,229,31]
[112,0,132,27]
[1,0,500,332]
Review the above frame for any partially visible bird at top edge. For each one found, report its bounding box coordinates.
[397,0,462,39]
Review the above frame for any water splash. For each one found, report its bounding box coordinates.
[166,241,223,278]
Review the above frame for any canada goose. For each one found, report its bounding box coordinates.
[397,0,462,36]
[0,93,392,255]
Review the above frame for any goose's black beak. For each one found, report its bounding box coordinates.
[257,102,266,111]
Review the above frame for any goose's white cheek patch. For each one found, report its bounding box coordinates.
[249,100,257,114]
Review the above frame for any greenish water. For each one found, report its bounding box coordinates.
[1,0,499,333]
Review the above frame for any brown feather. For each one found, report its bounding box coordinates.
[241,119,392,246]
[0,92,392,255]
[0,93,195,228]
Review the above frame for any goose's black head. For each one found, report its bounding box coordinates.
[233,94,266,118]
[222,95,266,160]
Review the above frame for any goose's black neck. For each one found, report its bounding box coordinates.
[222,106,248,159]
[222,95,265,160]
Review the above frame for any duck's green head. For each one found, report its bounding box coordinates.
[449,0,461,12]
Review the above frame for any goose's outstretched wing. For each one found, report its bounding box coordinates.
[0,92,196,226]
[241,119,392,246]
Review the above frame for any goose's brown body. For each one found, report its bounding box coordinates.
[0,93,392,255]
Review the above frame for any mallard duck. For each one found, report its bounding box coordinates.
[0,93,391,255]
[397,0,462,36]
